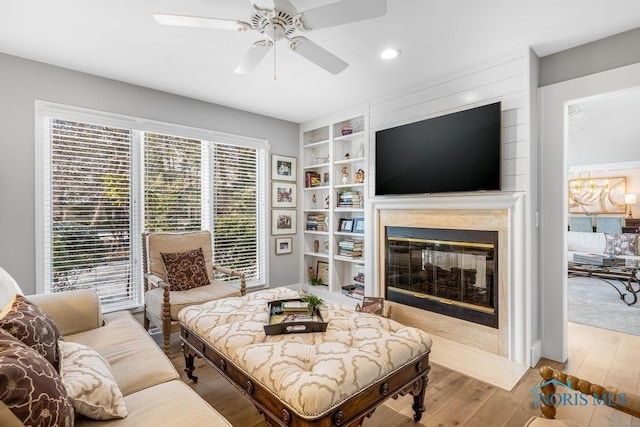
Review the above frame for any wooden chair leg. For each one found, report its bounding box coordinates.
[143,314,150,331]
[162,318,171,356]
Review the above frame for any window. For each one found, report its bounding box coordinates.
[37,102,268,312]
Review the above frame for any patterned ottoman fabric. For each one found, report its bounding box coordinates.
[179,287,432,417]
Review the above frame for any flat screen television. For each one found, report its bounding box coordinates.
[375,102,501,196]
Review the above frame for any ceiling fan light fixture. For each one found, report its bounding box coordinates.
[380,48,400,60]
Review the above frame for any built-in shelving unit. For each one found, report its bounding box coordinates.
[300,105,369,305]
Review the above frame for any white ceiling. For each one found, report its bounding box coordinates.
[2,0,640,123]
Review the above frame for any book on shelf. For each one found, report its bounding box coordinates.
[305,171,322,188]
[336,190,362,208]
[306,213,326,231]
[338,239,363,257]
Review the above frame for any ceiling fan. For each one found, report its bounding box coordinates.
[153,0,387,75]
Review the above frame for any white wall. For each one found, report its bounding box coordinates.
[0,52,300,295]
[366,49,539,366]
[539,62,640,362]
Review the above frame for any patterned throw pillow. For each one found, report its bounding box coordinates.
[161,247,210,291]
[58,340,128,420]
[0,329,74,427]
[0,294,62,370]
[604,233,637,255]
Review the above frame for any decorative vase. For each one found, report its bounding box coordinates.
[313,240,319,252]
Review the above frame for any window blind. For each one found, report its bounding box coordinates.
[38,102,268,311]
[46,119,139,312]
[212,144,266,286]
[144,132,203,231]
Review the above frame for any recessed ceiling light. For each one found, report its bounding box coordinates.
[380,48,401,60]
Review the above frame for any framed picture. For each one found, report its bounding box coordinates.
[272,182,296,208]
[339,218,354,232]
[275,237,292,255]
[272,209,297,235]
[353,217,365,233]
[361,297,384,316]
[272,154,296,181]
[316,261,329,285]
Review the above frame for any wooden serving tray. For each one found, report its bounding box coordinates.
[264,299,328,335]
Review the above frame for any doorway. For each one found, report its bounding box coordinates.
[539,62,640,362]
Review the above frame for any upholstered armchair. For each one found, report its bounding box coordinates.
[141,230,246,355]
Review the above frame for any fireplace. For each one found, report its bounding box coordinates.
[385,226,498,328]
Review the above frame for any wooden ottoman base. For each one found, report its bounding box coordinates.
[181,325,430,427]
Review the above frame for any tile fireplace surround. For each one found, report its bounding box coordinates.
[372,192,529,368]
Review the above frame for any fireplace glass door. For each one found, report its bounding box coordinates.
[385,227,498,327]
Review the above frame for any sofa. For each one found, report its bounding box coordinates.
[1,288,231,427]
[567,231,640,264]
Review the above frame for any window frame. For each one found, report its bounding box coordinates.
[35,101,269,310]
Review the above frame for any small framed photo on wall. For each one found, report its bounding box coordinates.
[272,182,296,208]
[272,154,297,181]
[272,209,297,235]
[275,237,293,255]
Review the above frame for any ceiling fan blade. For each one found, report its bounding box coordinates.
[298,0,387,31]
[288,36,348,75]
[234,41,270,74]
[153,13,247,31]
[274,0,298,14]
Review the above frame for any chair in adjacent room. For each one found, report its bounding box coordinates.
[596,216,623,234]
[141,230,246,355]
[568,216,593,232]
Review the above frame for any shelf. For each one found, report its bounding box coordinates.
[303,139,330,148]
[304,230,329,235]
[334,208,365,213]
[301,109,367,302]
[334,183,364,189]
[304,162,330,169]
[334,131,365,142]
[334,255,364,263]
[304,251,329,259]
[335,231,364,237]
[334,157,365,165]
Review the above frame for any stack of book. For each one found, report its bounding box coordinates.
[351,271,365,296]
[305,171,322,188]
[338,239,363,258]
[337,190,361,208]
[306,213,326,231]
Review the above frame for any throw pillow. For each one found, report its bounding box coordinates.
[161,247,210,291]
[0,329,74,427]
[604,233,637,256]
[0,294,62,370]
[58,340,127,420]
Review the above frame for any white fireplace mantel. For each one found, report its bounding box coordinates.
[370,191,531,367]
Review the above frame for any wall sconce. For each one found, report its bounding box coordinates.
[625,193,637,218]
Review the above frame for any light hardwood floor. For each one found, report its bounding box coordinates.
[166,323,640,426]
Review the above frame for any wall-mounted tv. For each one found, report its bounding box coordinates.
[375,102,502,196]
